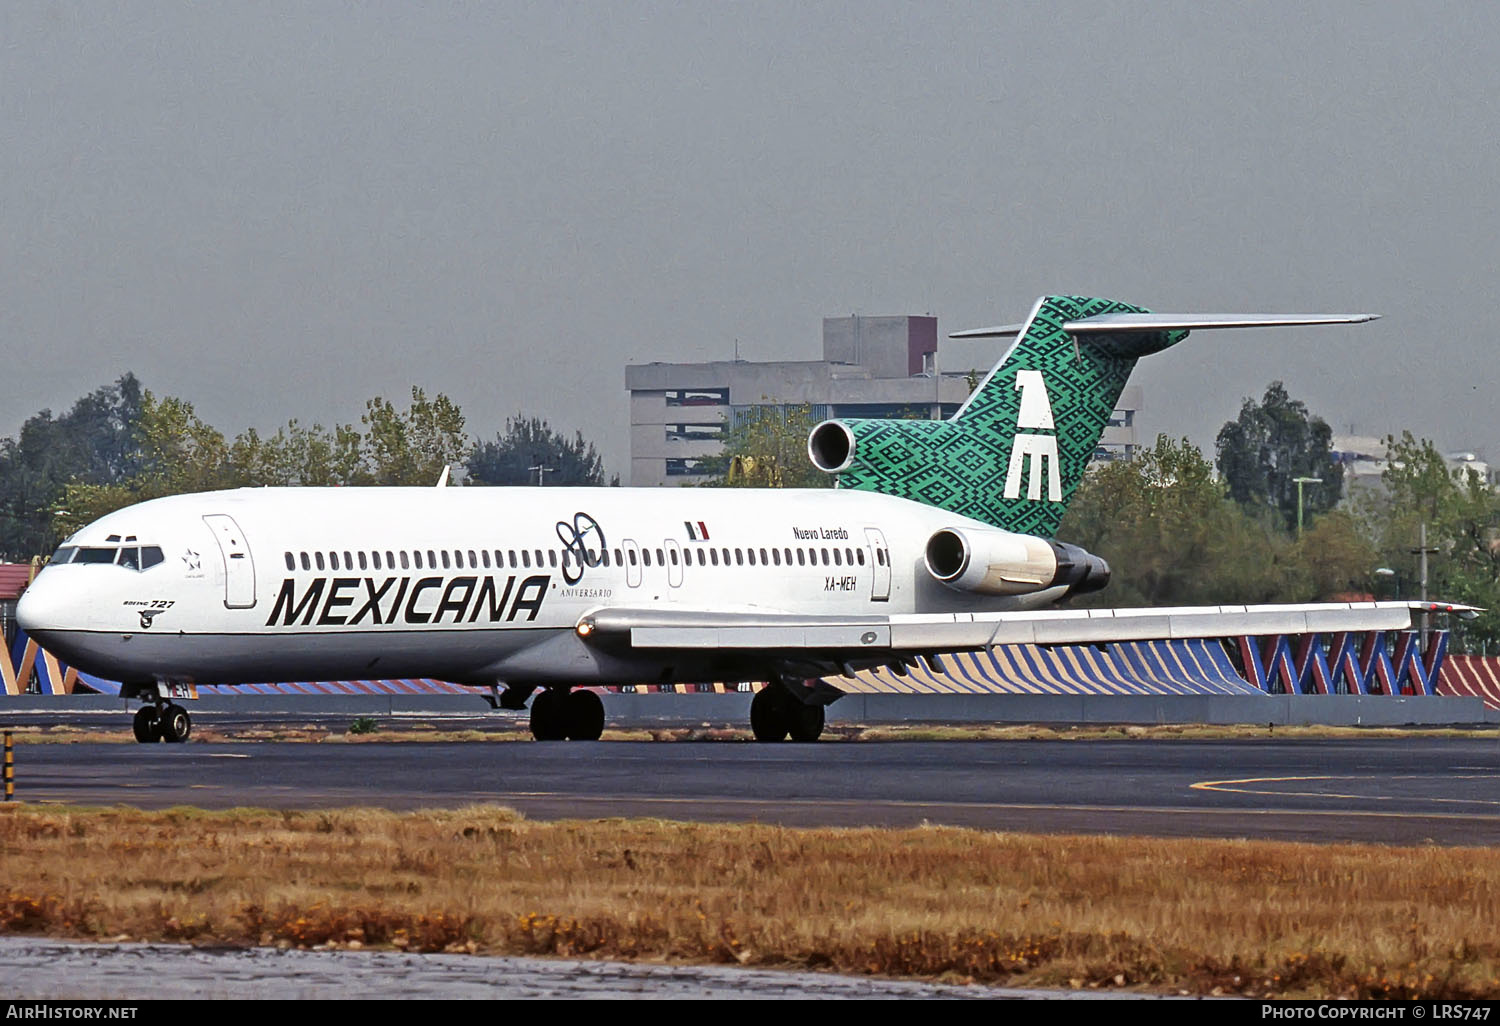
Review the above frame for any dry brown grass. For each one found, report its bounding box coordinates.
[0,804,1495,997]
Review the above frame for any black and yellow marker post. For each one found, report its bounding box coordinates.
[3,730,12,801]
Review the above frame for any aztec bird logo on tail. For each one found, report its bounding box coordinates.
[1004,368,1060,502]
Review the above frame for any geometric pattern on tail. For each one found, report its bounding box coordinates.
[832,296,1185,536]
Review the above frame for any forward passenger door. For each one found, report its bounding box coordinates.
[203,514,257,609]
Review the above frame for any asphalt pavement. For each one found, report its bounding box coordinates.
[12,736,1500,844]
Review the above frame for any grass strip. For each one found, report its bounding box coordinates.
[1,804,1496,998]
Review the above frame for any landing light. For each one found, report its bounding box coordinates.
[577,620,595,638]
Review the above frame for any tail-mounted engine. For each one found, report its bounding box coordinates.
[807,420,857,474]
[924,526,1110,599]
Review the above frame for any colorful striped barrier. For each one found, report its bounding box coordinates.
[2,633,1466,704]
[73,676,475,697]
[1436,655,1500,711]
[1237,631,1448,697]
[2,631,80,696]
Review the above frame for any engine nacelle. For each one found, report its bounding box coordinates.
[924,526,1111,598]
[807,420,856,474]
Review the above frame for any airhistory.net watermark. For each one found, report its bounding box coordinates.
[5,1007,137,1020]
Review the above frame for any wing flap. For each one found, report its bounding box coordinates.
[631,624,891,650]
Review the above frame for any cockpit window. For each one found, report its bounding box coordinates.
[50,543,165,572]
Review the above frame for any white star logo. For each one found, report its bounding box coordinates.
[182,549,201,571]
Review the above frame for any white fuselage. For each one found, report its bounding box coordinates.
[17,486,1066,687]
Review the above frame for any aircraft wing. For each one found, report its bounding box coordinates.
[578,600,1461,654]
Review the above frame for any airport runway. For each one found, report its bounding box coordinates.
[12,737,1500,844]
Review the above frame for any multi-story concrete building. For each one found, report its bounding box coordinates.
[626,315,1142,486]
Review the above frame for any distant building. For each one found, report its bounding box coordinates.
[626,315,1142,486]
[1332,434,1496,495]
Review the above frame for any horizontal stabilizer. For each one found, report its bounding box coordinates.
[949,322,1029,339]
[950,312,1379,339]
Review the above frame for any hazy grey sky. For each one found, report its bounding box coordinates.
[4,1,1497,475]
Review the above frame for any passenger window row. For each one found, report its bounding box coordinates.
[284,547,585,573]
[281,545,887,573]
[670,546,870,569]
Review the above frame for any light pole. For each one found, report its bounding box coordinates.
[1411,521,1439,649]
[1293,476,1322,538]
[528,464,555,486]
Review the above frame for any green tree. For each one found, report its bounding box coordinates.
[707,404,830,488]
[135,393,231,494]
[0,374,144,559]
[468,414,613,486]
[1288,510,1381,601]
[51,387,471,537]
[227,420,371,487]
[1375,432,1500,649]
[1059,436,1292,606]
[53,390,230,536]
[1215,381,1343,530]
[363,388,469,486]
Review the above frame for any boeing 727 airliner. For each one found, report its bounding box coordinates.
[17,295,1428,743]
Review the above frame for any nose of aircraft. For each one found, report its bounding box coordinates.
[16,570,118,678]
[17,572,77,638]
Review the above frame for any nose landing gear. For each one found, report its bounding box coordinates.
[131,706,159,743]
[159,703,192,743]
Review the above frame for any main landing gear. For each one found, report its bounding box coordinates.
[132,701,192,744]
[750,680,825,743]
[528,687,606,742]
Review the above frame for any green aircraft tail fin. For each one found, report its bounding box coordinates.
[806,295,1184,537]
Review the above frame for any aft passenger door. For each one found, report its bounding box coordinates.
[864,526,891,602]
[203,514,257,609]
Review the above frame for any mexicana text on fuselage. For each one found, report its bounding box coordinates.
[265,573,550,628]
